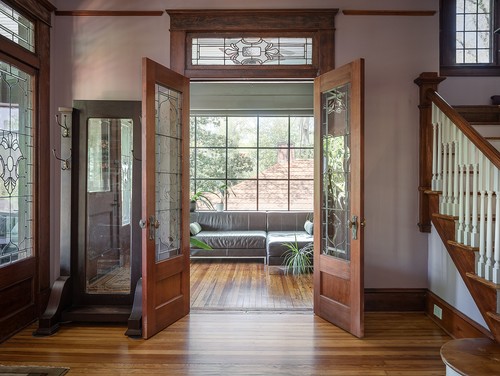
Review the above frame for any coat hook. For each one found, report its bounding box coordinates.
[55,114,70,138]
[131,149,141,161]
[52,148,71,170]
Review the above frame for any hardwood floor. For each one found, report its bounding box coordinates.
[0,262,452,374]
[190,260,313,311]
[0,312,451,375]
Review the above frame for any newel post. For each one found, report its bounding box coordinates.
[414,73,446,233]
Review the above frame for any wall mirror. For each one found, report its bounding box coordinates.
[72,100,141,314]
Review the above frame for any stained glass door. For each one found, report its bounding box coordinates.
[313,59,365,338]
[141,58,190,339]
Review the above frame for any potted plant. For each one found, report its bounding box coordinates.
[190,190,216,212]
[282,238,313,275]
[214,183,235,212]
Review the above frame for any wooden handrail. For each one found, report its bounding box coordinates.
[427,89,500,170]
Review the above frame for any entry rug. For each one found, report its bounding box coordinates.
[0,365,69,376]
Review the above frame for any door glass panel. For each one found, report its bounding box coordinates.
[0,61,33,267]
[155,84,182,262]
[86,118,132,294]
[321,83,351,261]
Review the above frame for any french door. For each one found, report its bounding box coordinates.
[313,59,365,338]
[141,58,191,339]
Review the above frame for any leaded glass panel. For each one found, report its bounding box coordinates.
[192,37,313,66]
[0,60,33,267]
[155,84,182,262]
[322,83,351,261]
[0,1,35,52]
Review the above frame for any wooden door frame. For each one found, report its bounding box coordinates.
[166,9,338,79]
[0,0,54,341]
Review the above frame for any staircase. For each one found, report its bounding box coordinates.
[415,73,500,344]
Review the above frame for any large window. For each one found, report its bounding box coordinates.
[190,115,314,211]
[441,0,500,75]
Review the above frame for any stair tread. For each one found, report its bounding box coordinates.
[441,338,500,375]
[448,240,478,252]
[487,311,500,321]
[466,272,500,290]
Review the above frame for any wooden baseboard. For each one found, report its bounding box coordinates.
[425,290,493,340]
[365,288,426,312]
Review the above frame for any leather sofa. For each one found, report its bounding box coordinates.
[190,211,313,266]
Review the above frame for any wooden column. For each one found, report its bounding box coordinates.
[414,73,446,232]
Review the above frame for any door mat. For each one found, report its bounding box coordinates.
[0,365,69,376]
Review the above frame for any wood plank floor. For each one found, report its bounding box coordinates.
[190,260,313,311]
[0,312,451,375]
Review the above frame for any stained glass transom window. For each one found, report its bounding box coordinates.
[0,1,35,52]
[0,60,34,267]
[456,0,493,63]
[192,37,313,66]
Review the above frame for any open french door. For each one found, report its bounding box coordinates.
[141,58,190,339]
[313,59,365,338]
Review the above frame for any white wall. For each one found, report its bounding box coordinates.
[429,227,487,327]
[50,1,446,296]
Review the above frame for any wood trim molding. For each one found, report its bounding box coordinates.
[426,290,494,340]
[365,288,426,311]
[55,11,164,17]
[342,10,436,16]
[167,9,338,31]
[167,9,338,78]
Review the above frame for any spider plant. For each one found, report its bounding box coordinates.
[282,238,313,275]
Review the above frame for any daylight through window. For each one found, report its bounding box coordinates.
[190,115,314,211]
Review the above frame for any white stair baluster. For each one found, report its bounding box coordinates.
[452,126,460,216]
[470,144,479,247]
[478,152,486,277]
[493,168,500,284]
[464,137,471,245]
[457,132,465,244]
[441,117,450,214]
[485,159,494,281]
[432,121,438,191]
[437,111,443,191]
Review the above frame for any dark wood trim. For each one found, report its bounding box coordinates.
[55,10,164,17]
[36,16,52,317]
[414,73,446,233]
[167,9,337,78]
[364,288,426,311]
[4,0,55,25]
[342,10,436,16]
[0,37,40,69]
[167,9,338,31]
[440,0,500,77]
[426,290,493,340]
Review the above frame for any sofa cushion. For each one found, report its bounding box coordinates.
[192,230,267,249]
[190,211,267,231]
[267,212,312,232]
[190,222,202,235]
[304,220,313,235]
[266,231,314,258]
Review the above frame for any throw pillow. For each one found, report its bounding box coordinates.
[304,220,313,235]
[190,222,202,235]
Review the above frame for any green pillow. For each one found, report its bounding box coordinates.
[190,222,202,235]
[304,220,313,235]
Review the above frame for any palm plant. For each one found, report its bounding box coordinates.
[282,238,313,275]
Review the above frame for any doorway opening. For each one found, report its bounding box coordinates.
[189,81,314,311]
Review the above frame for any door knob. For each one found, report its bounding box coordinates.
[349,215,358,240]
